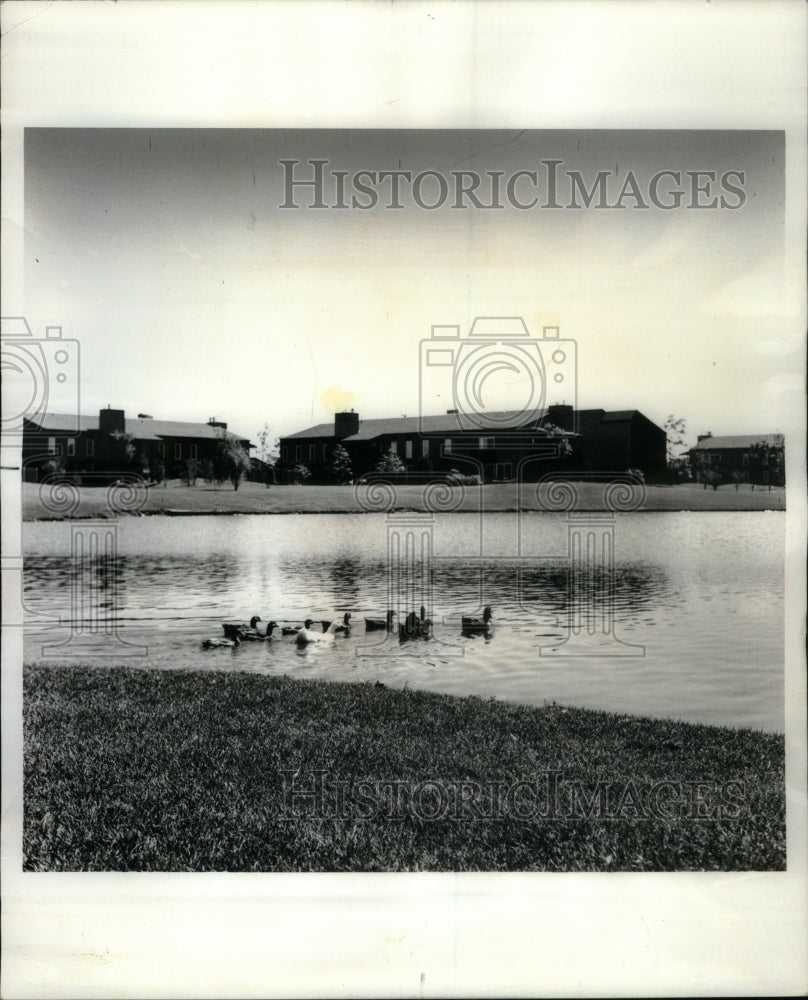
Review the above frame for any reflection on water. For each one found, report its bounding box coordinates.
[22,512,784,732]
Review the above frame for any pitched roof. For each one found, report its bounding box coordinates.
[27,412,250,443]
[599,410,639,422]
[285,410,578,441]
[692,434,783,451]
[284,421,336,440]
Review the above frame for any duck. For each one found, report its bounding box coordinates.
[365,610,397,632]
[222,615,261,639]
[400,606,433,640]
[295,619,331,646]
[202,634,241,649]
[461,606,493,631]
[240,621,279,641]
[281,623,303,636]
[321,612,352,635]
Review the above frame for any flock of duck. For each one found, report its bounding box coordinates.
[201,606,494,649]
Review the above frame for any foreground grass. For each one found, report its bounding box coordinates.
[23,479,785,519]
[23,664,785,872]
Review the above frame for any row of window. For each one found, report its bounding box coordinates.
[280,437,505,464]
[45,438,199,461]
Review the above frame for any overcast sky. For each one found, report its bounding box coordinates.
[24,127,792,447]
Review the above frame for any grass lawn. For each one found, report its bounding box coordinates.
[24,664,785,872]
[22,479,785,520]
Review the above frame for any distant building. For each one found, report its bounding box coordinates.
[22,408,252,482]
[689,433,785,486]
[277,405,666,484]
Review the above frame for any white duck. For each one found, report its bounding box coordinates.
[296,618,343,646]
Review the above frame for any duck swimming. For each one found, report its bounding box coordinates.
[240,621,279,641]
[295,618,336,646]
[222,616,261,639]
[400,606,433,640]
[321,612,352,635]
[365,610,396,632]
[461,606,493,631]
[202,634,241,649]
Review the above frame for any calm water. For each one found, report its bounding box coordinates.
[22,512,784,732]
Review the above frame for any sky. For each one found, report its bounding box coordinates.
[23,127,794,450]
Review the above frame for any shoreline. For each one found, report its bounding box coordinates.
[22,480,786,521]
[23,662,786,872]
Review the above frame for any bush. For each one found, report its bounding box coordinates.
[182,458,198,486]
[330,444,353,485]
[447,469,482,486]
[288,463,311,484]
[375,450,406,474]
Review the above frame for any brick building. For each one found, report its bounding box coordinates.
[278,405,666,484]
[689,433,785,486]
[22,408,252,482]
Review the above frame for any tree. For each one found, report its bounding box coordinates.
[751,434,785,486]
[664,415,687,480]
[330,443,353,484]
[111,430,136,470]
[288,462,311,484]
[256,422,279,486]
[690,447,722,489]
[375,449,406,474]
[215,431,251,491]
[543,423,574,460]
[182,458,198,486]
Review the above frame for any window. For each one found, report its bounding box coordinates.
[175,443,182,460]
[323,445,329,460]
[159,442,165,458]
[445,438,452,454]
[405,440,413,459]
[742,453,749,467]
[295,445,301,461]
[47,437,56,455]
[86,439,94,457]
[390,440,398,455]
[422,440,430,458]
[67,438,76,457]
[309,445,315,461]
[190,444,197,460]
[281,446,288,461]
[479,437,495,450]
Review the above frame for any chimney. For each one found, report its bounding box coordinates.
[334,409,360,440]
[208,417,228,429]
[697,432,713,443]
[547,403,574,432]
[99,407,126,435]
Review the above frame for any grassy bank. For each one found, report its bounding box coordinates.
[23,479,785,520]
[24,664,785,871]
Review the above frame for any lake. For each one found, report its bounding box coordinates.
[22,511,784,732]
